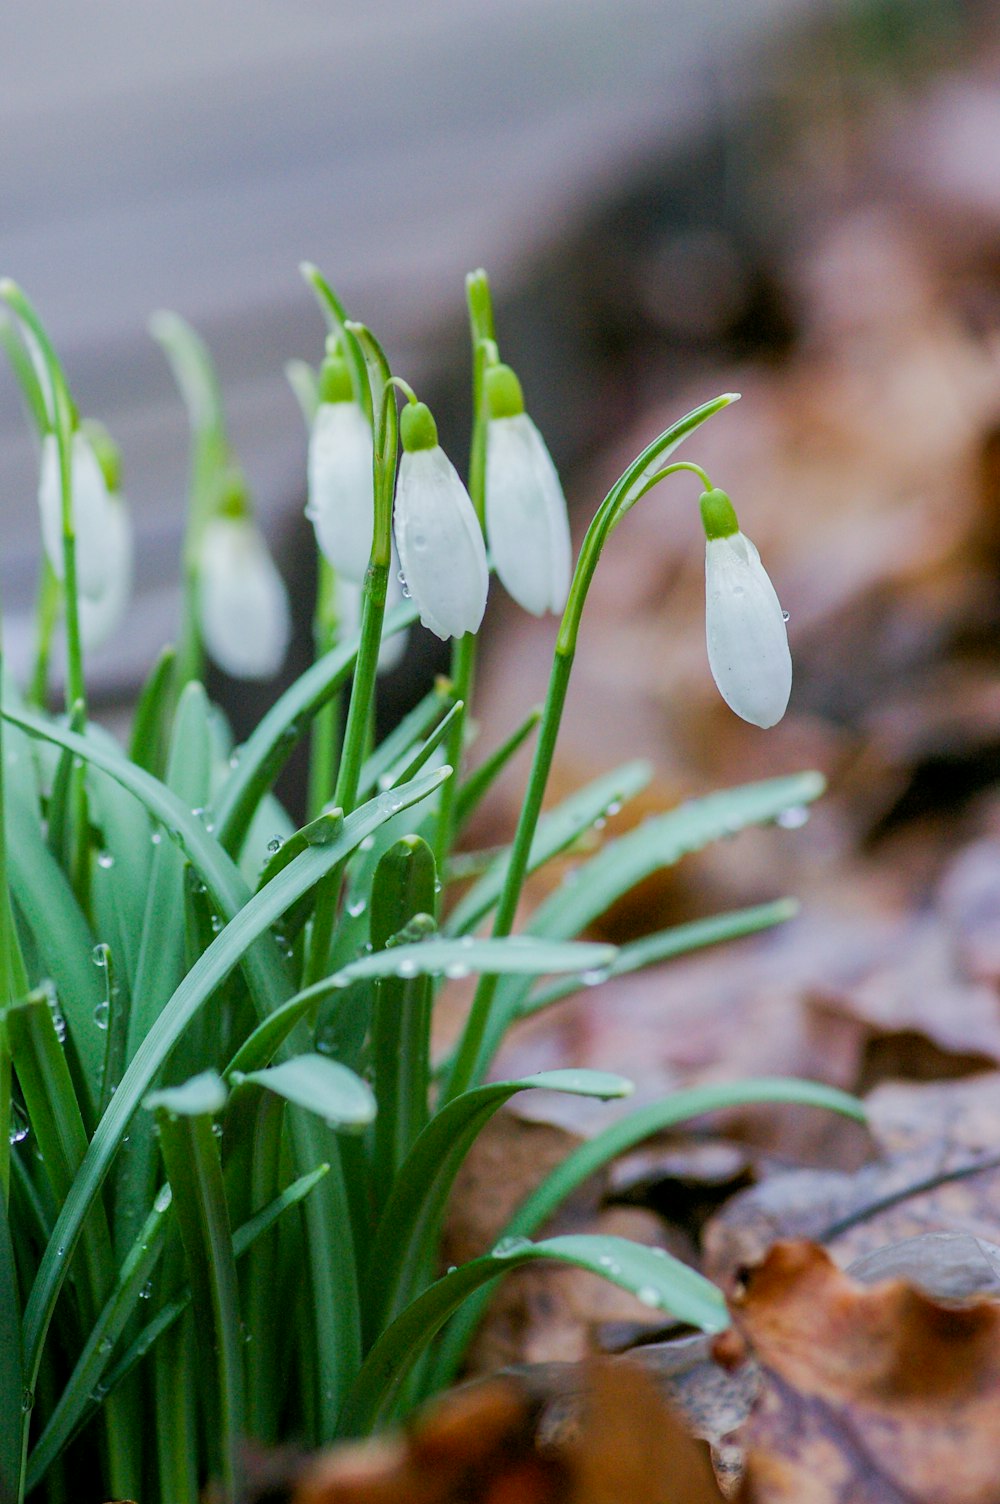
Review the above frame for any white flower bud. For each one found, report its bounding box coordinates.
[78,492,133,650]
[393,402,488,641]
[306,399,375,581]
[196,516,291,680]
[37,431,116,599]
[485,411,571,616]
[704,525,791,729]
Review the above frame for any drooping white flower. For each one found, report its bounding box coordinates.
[701,487,791,729]
[484,363,571,616]
[37,430,117,599]
[306,357,374,581]
[196,514,291,680]
[75,422,133,650]
[393,401,488,641]
[79,492,133,651]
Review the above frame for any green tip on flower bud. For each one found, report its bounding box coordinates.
[216,466,250,520]
[699,487,739,541]
[400,401,438,453]
[80,419,122,493]
[484,363,525,420]
[318,354,353,404]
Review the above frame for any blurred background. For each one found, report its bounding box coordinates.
[6,1,1000,955]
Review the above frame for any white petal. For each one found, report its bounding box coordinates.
[197,517,291,680]
[306,401,375,581]
[705,531,791,728]
[393,446,488,640]
[78,493,133,650]
[38,432,116,599]
[485,413,571,615]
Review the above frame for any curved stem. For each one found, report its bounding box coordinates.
[442,395,737,1101]
[432,276,496,871]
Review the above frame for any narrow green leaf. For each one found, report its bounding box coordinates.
[357,684,455,803]
[26,1189,171,1489]
[209,604,418,857]
[233,1055,374,1130]
[335,935,617,987]
[0,1191,22,1503]
[521,900,799,1017]
[146,1071,228,1117]
[475,772,826,1075]
[370,838,437,1211]
[153,1103,243,1499]
[254,810,344,892]
[6,800,104,1115]
[366,1069,631,1332]
[431,1076,866,1388]
[341,1233,727,1435]
[20,766,450,1401]
[27,1165,328,1488]
[445,760,652,935]
[128,645,178,776]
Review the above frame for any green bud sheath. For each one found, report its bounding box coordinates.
[400,401,438,453]
[318,354,354,404]
[484,363,524,420]
[216,466,251,520]
[80,418,122,493]
[699,486,739,540]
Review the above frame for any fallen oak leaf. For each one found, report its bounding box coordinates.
[723,1241,1000,1504]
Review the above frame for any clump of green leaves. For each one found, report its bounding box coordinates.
[0,269,861,1504]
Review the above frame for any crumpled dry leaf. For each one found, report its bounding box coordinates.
[245,1362,726,1504]
[704,1073,1000,1288]
[723,1240,1000,1504]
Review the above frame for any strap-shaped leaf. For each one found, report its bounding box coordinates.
[342,1233,727,1435]
[445,760,651,936]
[233,1056,374,1130]
[18,765,449,1400]
[431,1075,866,1389]
[366,1069,631,1333]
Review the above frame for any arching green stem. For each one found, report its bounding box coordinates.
[442,395,737,1101]
[432,270,496,871]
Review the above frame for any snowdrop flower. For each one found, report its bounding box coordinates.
[196,483,291,679]
[484,363,571,615]
[393,400,488,641]
[37,428,117,599]
[701,486,791,728]
[306,354,374,581]
[75,424,133,650]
